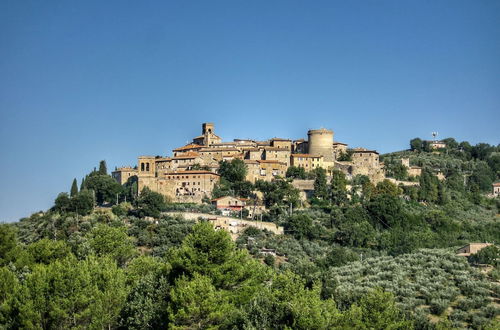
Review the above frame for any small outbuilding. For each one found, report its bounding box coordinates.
[211,196,246,211]
[456,243,493,257]
[492,182,500,197]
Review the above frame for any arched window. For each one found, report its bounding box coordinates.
[146,163,150,171]
[141,163,145,171]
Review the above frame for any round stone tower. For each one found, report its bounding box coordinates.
[308,128,334,162]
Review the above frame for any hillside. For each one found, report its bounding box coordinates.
[1,138,500,329]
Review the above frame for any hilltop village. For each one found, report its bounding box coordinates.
[112,123,386,203]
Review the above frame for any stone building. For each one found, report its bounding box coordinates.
[429,140,446,150]
[112,167,138,185]
[244,160,288,183]
[212,196,246,211]
[456,243,493,257]
[351,149,385,183]
[493,182,500,197]
[114,123,386,203]
[400,158,422,177]
[290,154,324,171]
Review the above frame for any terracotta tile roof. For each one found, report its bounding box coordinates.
[352,149,379,154]
[265,147,289,151]
[257,160,287,164]
[211,196,247,202]
[332,142,348,146]
[199,147,240,152]
[172,152,200,159]
[173,143,203,151]
[493,182,500,187]
[291,154,322,158]
[164,170,219,176]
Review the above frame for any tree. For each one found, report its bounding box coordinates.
[136,188,166,218]
[70,178,78,197]
[286,213,315,240]
[239,271,339,329]
[8,256,128,329]
[86,224,137,266]
[120,258,170,329]
[410,138,422,152]
[168,222,269,296]
[330,169,348,206]
[26,239,72,265]
[0,224,19,266]
[419,168,439,202]
[469,161,495,192]
[337,150,353,161]
[286,166,307,179]
[218,159,247,183]
[255,178,300,210]
[442,137,458,150]
[334,206,375,248]
[99,160,108,175]
[374,179,402,197]
[215,159,254,198]
[469,245,500,266]
[80,176,87,191]
[322,247,359,268]
[54,193,71,213]
[341,288,412,329]
[84,173,122,205]
[367,194,404,228]
[168,273,234,329]
[71,190,95,215]
[313,167,328,200]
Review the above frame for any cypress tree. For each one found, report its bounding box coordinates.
[70,178,79,197]
[80,176,87,191]
[99,160,107,175]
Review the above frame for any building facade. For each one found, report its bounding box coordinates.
[113,123,386,202]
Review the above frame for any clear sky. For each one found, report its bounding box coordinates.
[1,1,499,222]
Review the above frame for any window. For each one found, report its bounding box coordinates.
[141,163,144,171]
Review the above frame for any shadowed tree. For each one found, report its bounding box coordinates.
[70,178,78,197]
[98,160,108,175]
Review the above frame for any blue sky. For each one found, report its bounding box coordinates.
[1,1,499,222]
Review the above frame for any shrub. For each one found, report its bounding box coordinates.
[429,298,449,315]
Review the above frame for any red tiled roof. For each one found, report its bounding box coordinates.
[164,170,219,176]
[257,160,287,164]
[352,149,379,154]
[173,143,203,151]
[291,154,322,158]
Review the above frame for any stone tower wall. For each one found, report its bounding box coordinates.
[308,128,334,162]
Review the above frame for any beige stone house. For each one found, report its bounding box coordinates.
[493,182,500,197]
[112,167,138,185]
[456,243,493,257]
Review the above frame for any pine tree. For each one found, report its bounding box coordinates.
[312,168,328,200]
[99,160,107,175]
[330,170,348,206]
[70,178,79,197]
[80,176,87,191]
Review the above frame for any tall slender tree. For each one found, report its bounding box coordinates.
[70,178,79,197]
[80,176,87,191]
[99,160,108,175]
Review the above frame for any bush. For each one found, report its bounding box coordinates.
[429,298,449,315]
